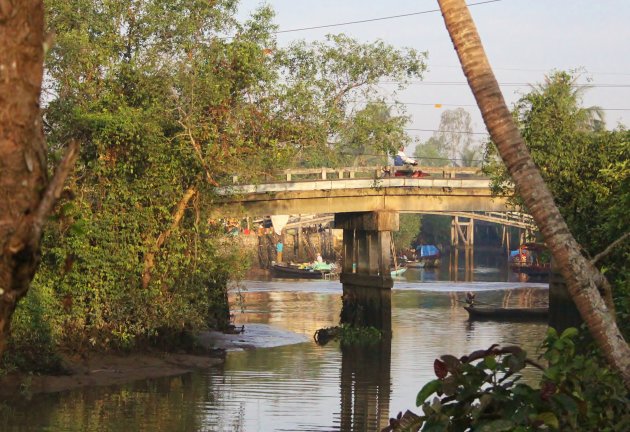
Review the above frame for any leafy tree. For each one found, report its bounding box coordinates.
[483,71,629,321]
[337,101,411,166]
[393,214,422,255]
[413,108,482,166]
[439,0,629,388]
[278,34,427,167]
[23,0,286,355]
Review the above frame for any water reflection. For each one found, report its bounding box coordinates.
[340,286,392,332]
[3,279,549,432]
[340,338,392,432]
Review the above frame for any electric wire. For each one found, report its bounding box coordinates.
[273,0,503,34]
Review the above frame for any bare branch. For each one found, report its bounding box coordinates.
[31,139,79,243]
[592,231,630,265]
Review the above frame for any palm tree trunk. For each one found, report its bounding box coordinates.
[437,0,630,388]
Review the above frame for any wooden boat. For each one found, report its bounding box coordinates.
[271,263,330,279]
[464,305,548,321]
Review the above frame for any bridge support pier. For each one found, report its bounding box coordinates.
[335,211,399,330]
[451,216,474,247]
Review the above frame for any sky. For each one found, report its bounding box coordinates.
[237,0,630,150]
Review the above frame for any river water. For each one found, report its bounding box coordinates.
[3,251,549,432]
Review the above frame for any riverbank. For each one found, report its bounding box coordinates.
[0,349,224,399]
[0,323,309,399]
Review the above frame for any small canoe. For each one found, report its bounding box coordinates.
[405,261,425,269]
[464,305,548,321]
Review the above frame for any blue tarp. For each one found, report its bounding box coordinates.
[417,245,440,257]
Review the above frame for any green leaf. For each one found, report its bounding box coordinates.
[552,393,578,414]
[477,419,514,432]
[416,379,442,407]
[483,355,497,370]
[536,412,559,429]
[560,327,578,339]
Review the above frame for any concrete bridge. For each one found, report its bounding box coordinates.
[215,167,528,288]
[215,165,576,333]
[214,165,511,216]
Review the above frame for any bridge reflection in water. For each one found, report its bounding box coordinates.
[340,336,392,432]
[339,281,393,430]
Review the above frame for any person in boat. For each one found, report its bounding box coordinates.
[466,291,476,306]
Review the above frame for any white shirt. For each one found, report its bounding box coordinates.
[396,150,416,165]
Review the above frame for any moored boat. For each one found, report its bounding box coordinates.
[415,244,441,267]
[510,243,551,276]
[271,263,331,279]
[464,305,548,321]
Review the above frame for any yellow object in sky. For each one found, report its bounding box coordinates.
[434,103,443,108]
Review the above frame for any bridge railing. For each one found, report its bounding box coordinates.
[232,165,483,184]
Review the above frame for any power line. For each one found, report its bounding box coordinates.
[429,65,630,76]
[405,128,488,135]
[398,102,630,111]
[349,99,630,111]
[274,0,503,34]
[379,81,630,88]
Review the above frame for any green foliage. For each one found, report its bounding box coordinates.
[5,0,432,371]
[386,328,630,431]
[394,214,422,253]
[483,70,629,329]
[279,34,427,167]
[337,101,411,166]
[418,214,451,247]
[314,324,384,347]
[1,283,63,373]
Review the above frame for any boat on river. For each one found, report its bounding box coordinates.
[415,244,441,267]
[510,243,551,277]
[271,263,332,279]
[391,267,407,277]
[464,305,548,321]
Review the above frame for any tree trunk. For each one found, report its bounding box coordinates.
[0,1,48,359]
[437,0,630,388]
[141,186,197,289]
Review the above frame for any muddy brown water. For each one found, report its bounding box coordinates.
[2,254,549,431]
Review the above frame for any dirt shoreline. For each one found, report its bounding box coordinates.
[0,327,248,399]
[0,324,306,399]
[0,349,225,399]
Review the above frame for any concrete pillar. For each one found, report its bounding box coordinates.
[342,229,355,273]
[336,211,399,288]
[357,230,370,275]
